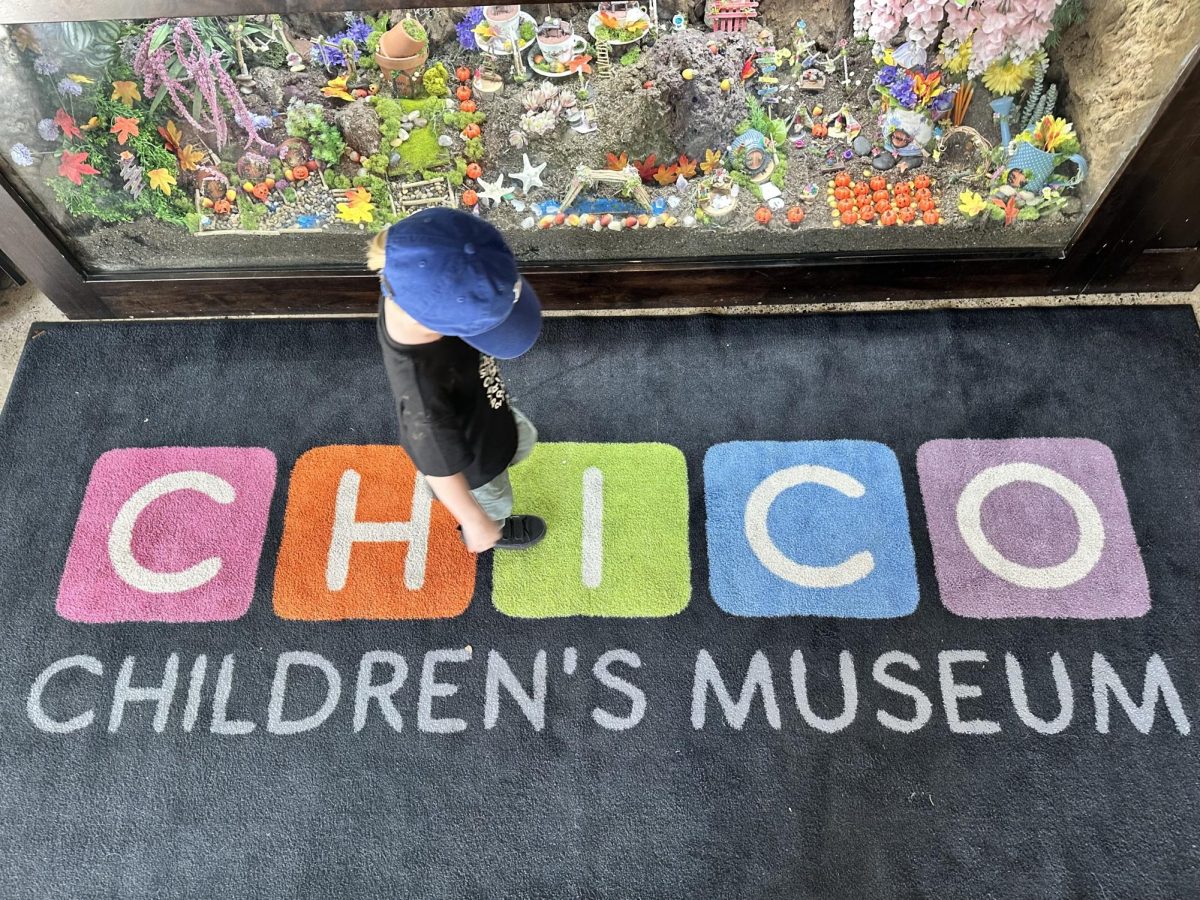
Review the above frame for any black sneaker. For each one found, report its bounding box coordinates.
[495,515,547,549]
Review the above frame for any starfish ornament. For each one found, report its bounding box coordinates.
[508,153,546,196]
[476,172,509,208]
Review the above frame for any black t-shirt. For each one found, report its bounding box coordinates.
[377,299,518,489]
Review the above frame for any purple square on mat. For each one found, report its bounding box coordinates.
[916,438,1150,619]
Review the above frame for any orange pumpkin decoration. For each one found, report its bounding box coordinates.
[853,181,869,196]
[786,206,805,225]
[840,209,858,226]
[456,66,472,82]
[213,198,232,215]
[466,162,482,179]
[872,189,890,203]
[463,123,481,139]
[922,209,940,225]
[833,186,852,201]
[913,173,932,189]
[893,181,911,195]
[292,164,310,181]
[834,172,851,188]
[836,198,854,214]
[898,206,916,223]
[459,99,477,113]
[869,175,888,192]
[875,199,891,214]
[462,189,478,207]
[895,194,912,209]
[811,123,828,138]
[915,187,933,201]
[251,182,271,202]
[918,197,936,212]
[880,209,898,226]
[859,206,876,222]
[754,206,772,225]
[456,85,472,102]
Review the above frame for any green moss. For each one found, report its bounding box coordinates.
[184,210,201,234]
[328,172,352,189]
[447,157,467,187]
[402,18,426,41]
[619,47,641,66]
[462,137,484,162]
[769,156,787,191]
[421,62,450,99]
[729,170,763,200]
[285,102,347,165]
[398,126,446,174]
[519,20,535,42]
[283,187,298,203]
[444,110,486,131]
[239,200,265,231]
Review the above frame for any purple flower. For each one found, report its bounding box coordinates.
[345,19,372,44]
[252,114,273,130]
[932,92,954,111]
[9,143,33,166]
[36,118,59,141]
[33,54,61,76]
[457,8,484,51]
[56,77,83,97]
[877,65,898,87]
[892,81,918,109]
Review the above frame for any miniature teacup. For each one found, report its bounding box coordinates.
[483,5,522,40]
[537,18,575,64]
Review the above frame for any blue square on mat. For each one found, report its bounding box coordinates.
[703,440,919,618]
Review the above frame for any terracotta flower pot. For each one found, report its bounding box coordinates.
[375,46,429,78]
[379,18,427,59]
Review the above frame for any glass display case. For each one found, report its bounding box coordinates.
[0,1,1196,317]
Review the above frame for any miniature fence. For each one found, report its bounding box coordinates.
[712,0,758,33]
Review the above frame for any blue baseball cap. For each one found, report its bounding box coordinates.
[380,207,542,359]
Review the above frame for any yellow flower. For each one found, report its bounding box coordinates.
[1032,116,1076,153]
[66,73,94,84]
[981,55,1035,96]
[147,168,176,195]
[321,75,354,102]
[958,191,987,217]
[941,37,973,75]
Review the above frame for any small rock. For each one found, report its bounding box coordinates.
[511,199,526,212]
[730,184,740,199]
[767,197,786,211]
[445,99,457,109]
[1017,189,1037,203]
[415,118,428,128]
[666,195,681,209]
[1061,197,1083,217]
[406,110,421,122]
[852,135,873,156]
[520,216,535,230]
[390,153,402,166]
[759,183,783,201]
[675,174,688,190]
[608,220,623,231]
[872,153,897,171]
[437,135,453,148]
[683,215,696,227]
[996,184,1017,198]
[357,167,367,177]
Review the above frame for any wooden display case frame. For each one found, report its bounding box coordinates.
[0,1,1197,318]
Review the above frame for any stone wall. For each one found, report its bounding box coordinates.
[1053,0,1199,202]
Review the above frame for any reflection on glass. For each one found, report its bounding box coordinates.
[0,6,1186,274]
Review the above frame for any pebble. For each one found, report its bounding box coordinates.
[512,199,526,212]
[607,220,623,231]
[666,196,681,209]
[651,197,667,214]
[872,154,897,171]
[390,153,402,166]
[852,135,873,156]
[520,216,535,229]
[767,197,786,211]
[437,135,453,148]
[996,185,1017,198]
[406,110,421,122]
[759,183,782,201]
[1017,189,1037,202]
[675,174,688,190]
[415,118,428,128]
[683,215,695,227]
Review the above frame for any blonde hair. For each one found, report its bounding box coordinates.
[366,226,389,272]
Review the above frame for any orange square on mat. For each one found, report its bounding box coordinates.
[273,445,476,620]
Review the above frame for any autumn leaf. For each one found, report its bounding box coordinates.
[633,154,658,183]
[599,10,620,29]
[58,150,99,186]
[343,186,373,207]
[652,164,679,186]
[605,151,628,172]
[111,80,141,105]
[53,108,81,140]
[700,148,722,175]
[337,198,375,224]
[110,116,140,145]
[11,26,39,54]
[148,167,177,195]
[676,154,697,179]
[321,75,354,102]
[67,73,94,85]
[176,144,205,172]
[157,120,183,154]
[567,55,593,75]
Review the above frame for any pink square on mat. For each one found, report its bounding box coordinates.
[916,438,1150,619]
[56,447,277,623]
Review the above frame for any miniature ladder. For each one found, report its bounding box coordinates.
[596,39,612,78]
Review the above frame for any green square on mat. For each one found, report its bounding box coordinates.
[492,442,691,618]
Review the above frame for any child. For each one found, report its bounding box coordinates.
[368,207,546,553]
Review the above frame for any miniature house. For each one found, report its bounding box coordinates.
[708,0,758,34]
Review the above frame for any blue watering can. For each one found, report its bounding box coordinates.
[1006,141,1088,192]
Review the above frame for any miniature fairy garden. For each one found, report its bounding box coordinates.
[0,2,1097,272]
